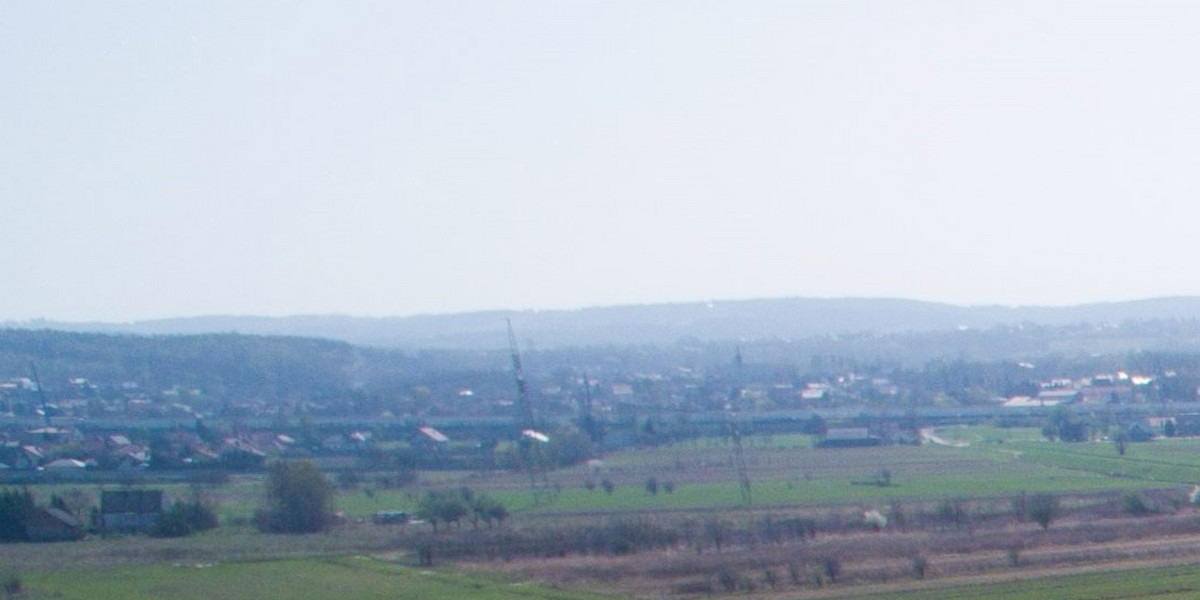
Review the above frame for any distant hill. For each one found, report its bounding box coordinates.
[9,296,1200,350]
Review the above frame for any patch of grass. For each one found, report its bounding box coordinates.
[489,465,1148,513]
[996,438,1200,484]
[856,562,1200,600]
[20,556,618,600]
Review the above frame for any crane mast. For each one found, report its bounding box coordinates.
[507,319,550,502]
[30,363,51,427]
[507,319,536,433]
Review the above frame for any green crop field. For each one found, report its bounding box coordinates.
[25,429,1198,527]
[856,563,1200,600]
[15,427,1200,600]
[326,432,1190,518]
[988,438,1200,485]
[18,556,619,600]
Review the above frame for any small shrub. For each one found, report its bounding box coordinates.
[876,469,892,487]
[1007,542,1023,567]
[787,562,803,586]
[821,556,841,584]
[601,479,615,495]
[889,501,908,532]
[584,479,596,492]
[717,568,738,592]
[1026,493,1060,530]
[761,568,779,590]
[778,516,816,540]
[151,499,219,538]
[662,480,675,494]
[704,518,728,553]
[416,539,435,567]
[936,497,970,530]
[1012,491,1028,521]
[644,477,658,496]
[1122,492,1156,516]
[0,489,34,542]
[1,573,20,597]
[736,573,757,592]
[674,580,713,594]
[912,555,929,579]
[595,518,679,555]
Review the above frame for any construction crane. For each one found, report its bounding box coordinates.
[29,363,51,427]
[507,319,550,503]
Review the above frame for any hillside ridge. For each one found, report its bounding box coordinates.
[8,296,1200,349]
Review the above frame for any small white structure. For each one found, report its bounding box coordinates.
[522,429,550,443]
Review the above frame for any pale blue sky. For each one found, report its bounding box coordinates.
[5,1,1200,321]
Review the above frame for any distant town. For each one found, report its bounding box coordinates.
[2,325,1197,483]
[7,312,1200,597]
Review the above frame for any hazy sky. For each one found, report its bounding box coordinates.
[5,1,1200,322]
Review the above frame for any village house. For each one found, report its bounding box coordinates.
[818,427,882,448]
[0,443,42,470]
[25,507,84,542]
[100,489,165,533]
[218,437,266,469]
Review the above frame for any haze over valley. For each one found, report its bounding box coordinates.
[7,1,1200,598]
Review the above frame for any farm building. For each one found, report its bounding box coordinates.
[818,427,882,448]
[100,489,165,533]
[0,443,42,469]
[372,510,410,524]
[413,426,450,452]
[26,507,84,542]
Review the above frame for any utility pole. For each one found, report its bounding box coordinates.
[729,407,752,507]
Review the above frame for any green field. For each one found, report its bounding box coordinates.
[328,431,1200,517]
[13,428,1200,600]
[15,536,1200,600]
[989,438,1200,485]
[26,429,1200,525]
[858,563,1200,600]
[19,556,615,600]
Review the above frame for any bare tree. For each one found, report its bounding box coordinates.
[1027,492,1061,530]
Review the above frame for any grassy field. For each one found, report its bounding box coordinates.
[15,427,1200,600]
[25,429,1200,524]
[12,498,1200,600]
[855,562,1200,600]
[990,437,1200,485]
[17,556,616,600]
[329,430,1198,517]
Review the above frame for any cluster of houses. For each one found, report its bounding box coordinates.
[0,425,261,474]
[0,429,150,473]
[3,361,1199,476]
[0,418,422,476]
[1001,371,1159,408]
[0,377,202,421]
